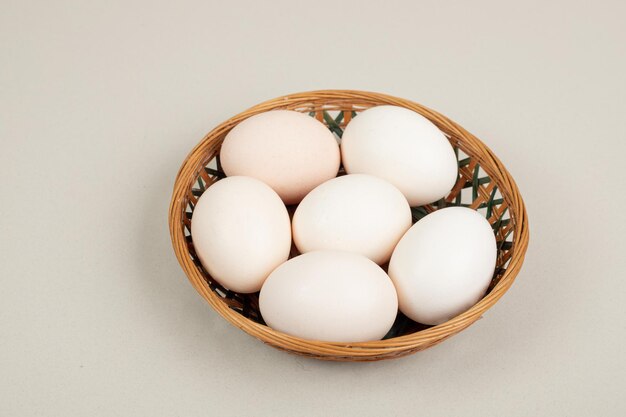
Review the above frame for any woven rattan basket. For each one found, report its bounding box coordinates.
[169,90,529,361]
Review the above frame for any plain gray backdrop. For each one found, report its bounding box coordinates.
[1,1,625,416]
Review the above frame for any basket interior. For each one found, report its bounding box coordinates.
[180,103,515,339]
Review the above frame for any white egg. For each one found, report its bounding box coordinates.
[341,105,458,206]
[220,110,340,205]
[388,207,497,325]
[259,251,398,342]
[191,176,291,293]
[292,174,412,264]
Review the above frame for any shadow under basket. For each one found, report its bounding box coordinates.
[168,90,529,362]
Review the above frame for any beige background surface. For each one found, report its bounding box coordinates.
[2,1,625,416]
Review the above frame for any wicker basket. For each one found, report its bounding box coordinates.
[168,90,529,361]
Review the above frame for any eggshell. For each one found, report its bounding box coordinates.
[341,105,458,206]
[292,174,412,264]
[259,251,398,342]
[220,110,341,204]
[388,207,497,325]
[191,176,291,293]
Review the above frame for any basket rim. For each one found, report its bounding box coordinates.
[168,89,529,360]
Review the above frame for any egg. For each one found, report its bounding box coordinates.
[341,105,458,206]
[388,207,497,325]
[220,110,341,204]
[259,251,398,342]
[191,176,291,293]
[292,174,412,264]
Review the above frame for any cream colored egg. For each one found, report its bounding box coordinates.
[220,110,340,205]
[388,207,497,325]
[292,174,412,264]
[191,176,291,293]
[341,105,458,206]
[259,251,398,342]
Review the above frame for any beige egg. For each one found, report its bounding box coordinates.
[292,174,412,264]
[191,176,291,293]
[259,250,398,342]
[220,110,341,204]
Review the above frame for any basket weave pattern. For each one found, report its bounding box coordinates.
[169,90,529,361]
